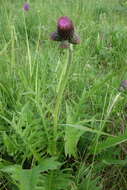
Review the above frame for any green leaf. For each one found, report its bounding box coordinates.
[64,127,84,157]
[64,124,114,137]
[79,178,101,190]
[37,157,61,172]
[64,104,84,157]
[3,133,17,155]
[102,159,127,166]
[1,157,61,190]
[40,171,72,190]
[64,103,114,157]
[90,132,127,154]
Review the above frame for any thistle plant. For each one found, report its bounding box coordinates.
[50,16,80,155]
[23,2,30,11]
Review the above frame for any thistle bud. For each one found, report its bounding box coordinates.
[23,3,30,11]
[50,16,80,48]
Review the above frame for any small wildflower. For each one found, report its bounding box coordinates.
[23,3,30,11]
[119,80,127,91]
[50,16,80,48]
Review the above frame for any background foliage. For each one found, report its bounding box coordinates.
[0,0,127,189]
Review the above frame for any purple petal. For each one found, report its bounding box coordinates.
[57,16,74,40]
[23,3,30,11]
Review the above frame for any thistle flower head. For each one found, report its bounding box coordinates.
[50,16,80,47]
[57,16,74,40]
[23,2,30,11]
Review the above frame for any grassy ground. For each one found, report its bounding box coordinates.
[1,0,127,189]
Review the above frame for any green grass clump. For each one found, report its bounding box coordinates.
[0,0,127,189]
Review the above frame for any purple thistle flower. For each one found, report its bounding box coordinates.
[50,16,80,47]
[23,3,30,11]
[57,16,74,41]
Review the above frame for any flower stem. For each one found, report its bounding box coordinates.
[53,44,73,155]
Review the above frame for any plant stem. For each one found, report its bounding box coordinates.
[53,44,73,155]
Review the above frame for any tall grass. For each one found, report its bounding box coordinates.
[0,0,127,189]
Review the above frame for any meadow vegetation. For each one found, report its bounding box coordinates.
[0,0,127,189]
